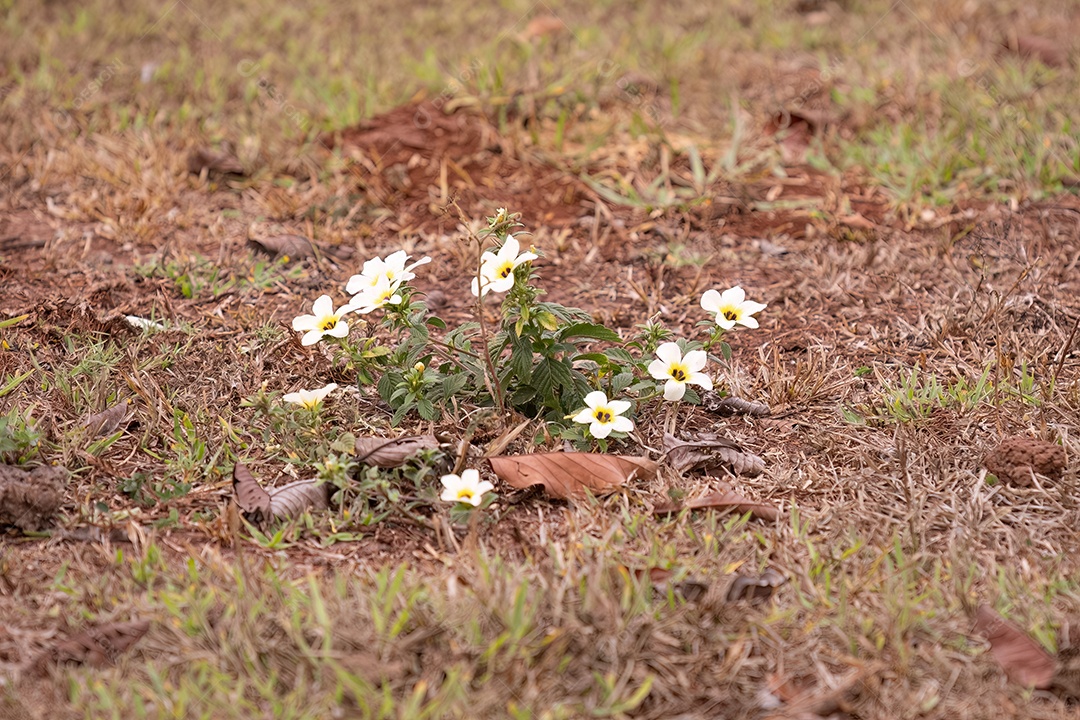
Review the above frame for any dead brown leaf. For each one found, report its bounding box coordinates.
[232,462,271,523]
[701,392,770,417]
[973,604,1056,688]
[639,567,708,602]
[663,433,766,477]
[83,399,128,437]
[654,483,780,522]
[488,452,656,500]
[32,619,150,673]
[186,146,245,176]
[247,234,314,260]
[355,435,439,467]
[726,567,787,602]
[1006,34,1068,68]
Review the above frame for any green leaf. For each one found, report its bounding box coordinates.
[416,398,438,421]
[426,316,446,329]
[509,332,533,383]
[610,372,635,395]
[682,388,702,405]
[603,347,635,364]
[376,371,400,405]
[559,322,621,343]
[438,373,469,402]
[572,352,609,367]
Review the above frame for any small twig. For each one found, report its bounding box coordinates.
[1051,314,1079,391]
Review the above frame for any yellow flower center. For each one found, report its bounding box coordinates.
[319,317,338,331]
[301,398,321,410]
[723,308,739,321]
[593,408,613,424]
[497,262,514,279]
[669,364,688,382]
[456,488,476,501]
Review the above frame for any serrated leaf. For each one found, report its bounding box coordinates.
[604,347,635,364]
[488,452,657,500]
[376,371,399,405]
[439,373,468,401]
[558,322,622,343]
[610,372,635,394]
[416,398,438,421]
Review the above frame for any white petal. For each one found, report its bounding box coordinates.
[441,474,461,490]
[499,237,520,260]
[470,277,482,296]
[721,286,745,304]
[462,493,483,507]
[282,392,302,404]
[326,320,350,338]
[590,422,613,439]
[583,391,607,409]
[440,487,460,502]
[461,468,480,485]
[737,316,759,329]
[476,481,495,494]
[512,252,538,267]
[700,289,721,313]
[301,329,323,346]
[647,359,669,380]
[742,300,767,314]
[407,256,432,271]
[311,294,334,316]
[654,342,682,365]
[572,408,596,424]
[384,250,407,269]
[689,372,713,391]
[611,416,635,433]
[715,316,736,330]
[683,350,708,372]
[292,314,317,331]
[489,275,515,293]
[345,275,366,295]
[607,400,631,415]
[663,379,686,401]
[316,383,338,399]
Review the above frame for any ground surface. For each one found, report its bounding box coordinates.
[1,1,1080,718]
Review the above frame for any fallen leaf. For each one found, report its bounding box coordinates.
[232,463,271,523]
[355,435,439,467]
[654,483,780,522]
[232,463,331,522]
[973,604,1056,688]
[83,400,128,437]
[638,567,708,602]
[488,452,656,500]
[268,478,331,520]
[701,392,771,417]
[186,146,245,176]
[726,567,787,602]
[33,619,150,673]
[663,433,766,477]
[247,234,314,260]
[1006,34,1068,68]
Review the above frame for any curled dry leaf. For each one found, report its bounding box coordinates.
[186,146,245,176]
[726,567,787,602]
[247,234,314,260]
[83,399,128,437]
[232,463,271,523]
[663,433,765,477]
[32,619,150,674]
[232,464,330,523]
[654,482,780,522]
[488,452,656,501]
[701,392,770,417]
[637,567,708,602]
[355,435,439,467]
[973,604,1055,688]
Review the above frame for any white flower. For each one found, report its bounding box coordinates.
[125,315,166,332]
[282,382,338,410]
[700,286,767,330]
[350,274,403,314]
[346,250,431,296]
[647,342,712,402]
[440,469,495,507]
[291,295,357,346]
[571,391,634,439]
[470,236,538,297]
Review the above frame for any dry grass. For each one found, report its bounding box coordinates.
[1,0,1079,718]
